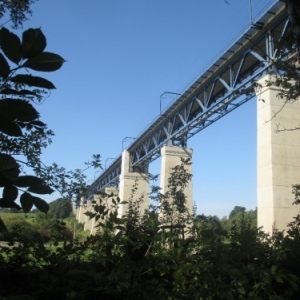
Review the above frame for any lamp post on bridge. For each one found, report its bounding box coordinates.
[249,0,253,25]
[122,137,136,152]
[105,158,116,170]
[93,170,101,180]
[160,91,181,115]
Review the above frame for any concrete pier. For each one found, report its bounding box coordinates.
[160,146,193,216]
[257,74,300,233]
[75,151,150,234]
[118,150,149,217]
[76,187,119,234]
[76,197,87,224]
[89,187,119,234]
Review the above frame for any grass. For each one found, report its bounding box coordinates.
[0,211,90,242]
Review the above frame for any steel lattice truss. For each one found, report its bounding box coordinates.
[88,1,289,199]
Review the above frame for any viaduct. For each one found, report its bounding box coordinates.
[75,1,300,235]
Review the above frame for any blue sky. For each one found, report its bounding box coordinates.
[11,0,278,217]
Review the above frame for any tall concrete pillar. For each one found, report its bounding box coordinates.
[75,203,80,221]
[160,146,193,215]
[89,187,119,235]
[77,187,119,234]
[118,150,149,217]
[257,74,300,233]
[72,201,77,215]
[83,200,94,232]
[76,197,86,223]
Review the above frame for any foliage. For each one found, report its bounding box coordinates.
[0,162,300,299]
[0,212,39,240]
[229,205,245,219]
[158,158,193,230]
[195,206,257,234]
[0,25,64,216]
[0,2,299,299]
[34,211,73,243]
[0,211,87,243]
[49,198,72,219]
[0,0,102,221]
[66,214,89,242]
[0,0,39,29]
[226,206,257,230]
[0,25,102,221]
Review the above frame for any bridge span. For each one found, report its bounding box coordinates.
[77,1,300,234]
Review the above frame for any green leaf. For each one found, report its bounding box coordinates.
[289,280,299,291]
[31,120,46,127]
[11,74,56,89]
[20,192,34,213]
[0,53,10,78]
[28,184,54,195]
[32,196,49,213]
[0,120,22,136]
[3,185,18,201]
[274,275,283,283]
[0,88,37,96]
[0,153,20,185]
[0,99,39,122]
[23,52,65,72]
[22,28,46,58]
[0,27,22,64]
[14,175,44,187]
[0,198,21,210]
[271,265,277,274]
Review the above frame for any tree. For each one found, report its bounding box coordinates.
[0,0,102,234]
[0,26,65,216]
[0,27,101,221]
[228,206,257,229]
[1,165,300,299]
[229,206,246,220]
[35,211,72,243]
[49,198,72,219]
[158,158,193,233]
[0,0,39,29]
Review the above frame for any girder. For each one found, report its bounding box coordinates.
[87,1,288,199]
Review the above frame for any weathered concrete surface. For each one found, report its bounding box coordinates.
[160,146,193,216]
[89,187,119,235]
[76,150,150,235]
[76,187,119,235]
[118,150,149,217]
[76,197,86,224]
[257,74,300,233]
[82,200,94,232]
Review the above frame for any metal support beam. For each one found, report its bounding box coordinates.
[87,1,288,199]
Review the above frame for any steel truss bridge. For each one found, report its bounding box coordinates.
[88,1,289,199]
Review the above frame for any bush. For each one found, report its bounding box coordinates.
[0,163,300,299]
[34,212,73,243]
[0,218,41,241]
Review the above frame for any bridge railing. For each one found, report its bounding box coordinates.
[131,0,283,147]
[87,0,286,198]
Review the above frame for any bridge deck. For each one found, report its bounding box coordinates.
[88,0,287,198]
